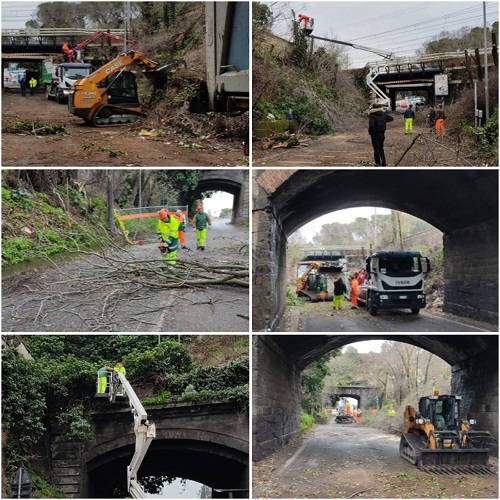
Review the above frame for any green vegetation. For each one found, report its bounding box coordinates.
[2,118,67,136]
[300,412,315,432]
[2,174,109,267]
[461,108,499,163]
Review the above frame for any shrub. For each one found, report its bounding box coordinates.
[300,412,314,432]
[123,340,193,381]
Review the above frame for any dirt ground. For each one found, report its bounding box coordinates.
[252,115,486,167]
[253,419,499,499]
[2,90,248,167]
[1,218,249,332]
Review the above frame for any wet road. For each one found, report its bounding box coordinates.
[253,418,498,498]
[278,302,495,332]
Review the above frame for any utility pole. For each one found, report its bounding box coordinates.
[483,1,489,121]
[107,170,114,232]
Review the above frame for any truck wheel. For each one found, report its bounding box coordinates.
[56,90,63,104]
[367,294,377,316]
[411,308,420,314]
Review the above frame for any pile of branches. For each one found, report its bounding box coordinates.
[2,226,248,331]
[3,118,67,136]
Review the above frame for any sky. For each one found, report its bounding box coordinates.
[266,1,499,68]
[295,206,391,241]
[2,1,41,29]
[202,191,233,218]
[344,339,384,353]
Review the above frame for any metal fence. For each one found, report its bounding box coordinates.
[114,205,187,244]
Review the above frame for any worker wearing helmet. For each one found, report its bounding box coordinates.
[192,204,211,251]
[174,209,187,249]
[113,362,126,396]
[298,14,313,34]
[157,208,182,264]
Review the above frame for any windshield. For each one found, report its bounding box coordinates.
[65,68,91,79]
[378,256,422,277]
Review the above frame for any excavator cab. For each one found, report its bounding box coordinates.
[401,394,493,473]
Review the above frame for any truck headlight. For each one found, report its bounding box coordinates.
[380,295,388,300]
[469,419,476,425]
[417,294,424,299]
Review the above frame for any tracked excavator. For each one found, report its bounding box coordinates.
[69,50,182,125]
[400,393,493,474]
[97,369,156,498]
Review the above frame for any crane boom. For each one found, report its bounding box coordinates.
[306,34,393,60]
[109,371,156,499]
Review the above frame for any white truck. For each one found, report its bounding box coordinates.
[357,251,431,316]
[46,62,93,103]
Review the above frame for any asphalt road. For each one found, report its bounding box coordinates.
[278,302,495,332]
[2,218,249,332]
[253,419,498,498]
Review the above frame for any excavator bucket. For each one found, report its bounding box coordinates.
[144,60,184,90]
[418,448,493,475]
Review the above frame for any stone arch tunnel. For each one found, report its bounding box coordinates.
[51,402,248,498]
[252,335,498,461]
[252,169,498,330]
[195,170,249,224]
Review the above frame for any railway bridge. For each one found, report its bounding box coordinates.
[367,48,496,109]
[50,401,249,498]
[252,169,498,330]
[197,170,249,224]
[253,335,498,461]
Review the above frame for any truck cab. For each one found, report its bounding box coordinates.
[46,62,93,103]
[358,251,430,316]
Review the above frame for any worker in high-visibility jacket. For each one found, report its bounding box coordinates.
[174,209,187,249]
[157,208,182,264]
[97,364,112,393]
[113,361,126,396]
[192,204,211,251]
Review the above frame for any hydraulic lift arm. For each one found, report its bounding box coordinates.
[306,34,393,60]
[109,371,156,499]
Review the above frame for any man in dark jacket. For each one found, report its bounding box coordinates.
[368,104,394,166]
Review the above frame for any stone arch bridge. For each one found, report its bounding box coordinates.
[253,335,498,461]
[196,170,249,224]
[334,386,379,409]
[252,169,498,330]
[50,401,248,498]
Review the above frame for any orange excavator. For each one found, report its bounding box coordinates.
[68,50,182,125]
[296,262,330,302]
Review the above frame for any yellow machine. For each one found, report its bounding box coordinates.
[296,262,330,302]
[400,394,492,474]
[68,50,180,126]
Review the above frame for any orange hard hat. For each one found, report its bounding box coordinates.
[158,208,169,219]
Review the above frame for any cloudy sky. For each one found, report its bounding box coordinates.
[265,1,498,67]
[295,207,391,241]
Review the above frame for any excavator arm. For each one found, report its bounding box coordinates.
[69,50,178,124]
[67,31,134,62]
[109,371,156,499]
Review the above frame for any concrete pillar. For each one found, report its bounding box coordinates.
[443,219,498,324]
[252,336,302,461]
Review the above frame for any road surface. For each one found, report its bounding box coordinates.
[2,218,249,332]
[252,115,479,167]
[253,419,498,498]
[277,302,496,332]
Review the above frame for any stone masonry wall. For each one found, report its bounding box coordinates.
[451,348,499,448]
[252,171,295,331]
[443,219,498,324]
[252,336,302,461]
